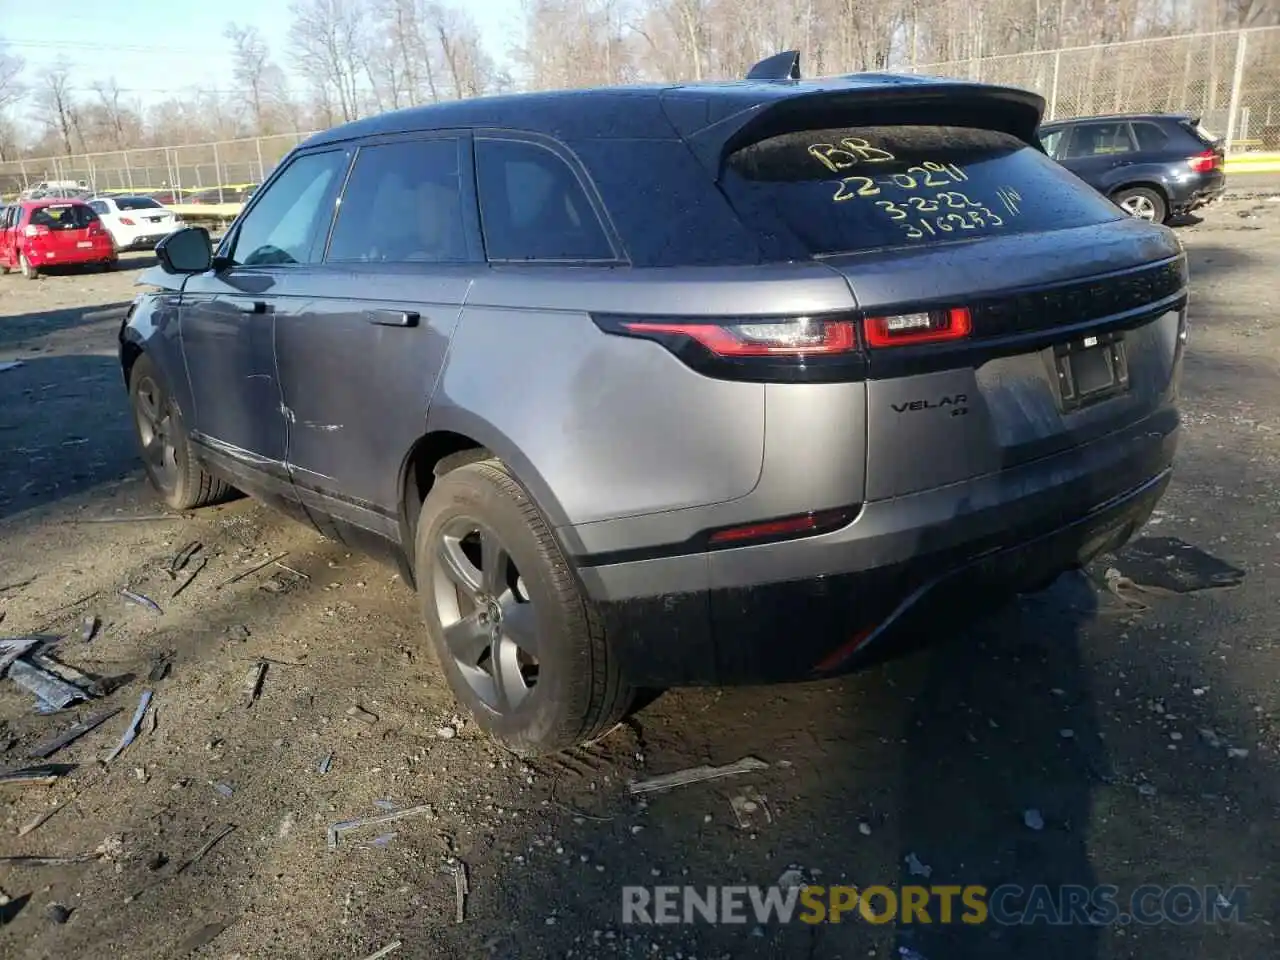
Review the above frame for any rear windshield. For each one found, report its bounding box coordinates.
[30,204,96,230]
[117,196,163,211]
[721,125,1123,255]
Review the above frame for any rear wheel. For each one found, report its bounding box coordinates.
[19,252,38,280]
[415,460,634,755]
[1112,186,1167,224]
[128,354,233,510]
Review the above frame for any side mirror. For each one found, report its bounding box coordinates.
[155,226,213,274]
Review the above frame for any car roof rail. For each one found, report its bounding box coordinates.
[746,50,801,81]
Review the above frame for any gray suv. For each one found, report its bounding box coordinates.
[120,54,1186,753]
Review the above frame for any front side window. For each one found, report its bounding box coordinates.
[475,138,613,262]
[327,138,469,263]
[1063,122,1135,158]
[1039,128,1066,159]
[229,150,348,266]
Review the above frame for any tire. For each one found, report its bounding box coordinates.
[19,252,38,280]
[128,354,234,510]
[1112,186,1167,224]
[415,460,634,755]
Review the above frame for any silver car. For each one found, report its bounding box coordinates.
[120,54,1186,753]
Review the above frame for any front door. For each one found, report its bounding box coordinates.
[0,206,17,266]
[179,147,351,502]
[272,134,483,546]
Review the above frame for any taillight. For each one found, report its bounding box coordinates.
[707,507,859,548]
[118,217,136,226]
[864,307,972,348]
[605,316,857,357]
[1187,150,1219,173]
[88,221,104,235]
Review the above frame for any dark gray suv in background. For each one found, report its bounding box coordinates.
[121,54,1187,753]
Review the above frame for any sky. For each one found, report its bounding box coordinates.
[0,0,525,106]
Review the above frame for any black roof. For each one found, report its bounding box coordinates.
[1040,112,1194,127]
[302,73,1045,151]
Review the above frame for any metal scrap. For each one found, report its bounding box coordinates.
[8,660,88,709]
[30,653,104,697]
[317,752,333,774]
[360,941,402,960]
[453,861,469,923]
[80,616,99,642]
[120,588,163,615]
[174,823,236,876]
[214,552,290,590]
[169,541,203,576]
[0,636,48,676]
[327,803,435,849]
[27,707,122,759]
[71,514,182,524]
[0,764,71,787]
[171,557,207,598]
[243,662,267,707]
[628,756,769,795]
[103,690,153,763]
[0,852,101,866]
[18,798,73,837]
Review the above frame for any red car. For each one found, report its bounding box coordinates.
[0,199,117,279]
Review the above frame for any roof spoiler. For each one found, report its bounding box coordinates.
[746,51,801,81]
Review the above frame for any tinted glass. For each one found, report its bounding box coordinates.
[475,138,612,261]
[117,196,163,211]
[1039,128,1066,158]
[1063,122,1134,158]
[30,204,96,230]
[1132,122,1170,152]
[721,125,1122,255]
[230,150,347,266]
[327,139,469,263]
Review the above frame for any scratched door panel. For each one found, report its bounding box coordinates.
[272,266,472,539]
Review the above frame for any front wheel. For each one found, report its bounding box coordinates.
[128,354,234,510]
[1112,186,1167,224]
[415,460,634,755]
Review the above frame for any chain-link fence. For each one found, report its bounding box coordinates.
[911,26,1280,150]
[0,132,312,201]
[2,27,1278,200]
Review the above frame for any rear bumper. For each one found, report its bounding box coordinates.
[1173,170,1226,210]
[28,244,114,265]
[589,406,1178,686]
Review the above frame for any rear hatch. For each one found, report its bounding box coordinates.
[708,95,1186,501]
[28,203,103,252]
[116,197,176,228]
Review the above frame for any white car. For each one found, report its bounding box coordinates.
[87,196,181,251]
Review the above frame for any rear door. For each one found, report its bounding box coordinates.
[1058,120,1140,190]
[273,133,483,544]
[718,119,1184,500]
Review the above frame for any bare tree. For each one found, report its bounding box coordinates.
[289,0,367,122]
[32,64,81,155]
[225,23,292,133]
[0,40,23,113]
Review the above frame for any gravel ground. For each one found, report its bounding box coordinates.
[1,195,1279,960]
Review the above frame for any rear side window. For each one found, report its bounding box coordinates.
[1063,122,1135,158]
[475,138,613,262]
[30,204,96,230]
[1132,122,1170,152]
[327,138,469,263]
[721,125,1122,256]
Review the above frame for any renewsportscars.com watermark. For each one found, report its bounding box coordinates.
[622,884,1248,927]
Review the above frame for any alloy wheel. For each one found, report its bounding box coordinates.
[1119,195,1158,221]
[432,517,541,714]
[133,375,180,491]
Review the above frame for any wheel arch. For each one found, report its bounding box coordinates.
[1109,180,1170,203]
[397,410,581,588]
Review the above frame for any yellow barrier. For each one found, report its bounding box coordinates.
[170,203,243,218]
[1225,152,1280,173]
